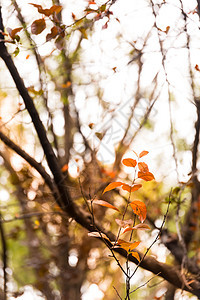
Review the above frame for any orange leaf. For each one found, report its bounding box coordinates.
[103,181,123,194]
[115,219,133,227]
[132,150,138,157]
[116,239,140,252]
[138,171,155,181]
[138,162,149,172]
[122,183,142,193]
[49,5,62,15]
[90,199,120,212]
[8,27,23,39]
[31,19,46,35]
[131,251,140,262]
[122,158,137,167]
[130,200,147,223]
[139,150,149,158]
[61,164,68,172]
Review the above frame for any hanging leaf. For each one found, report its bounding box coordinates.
[116,239,140,252]
[138,162,149,172]
[122,158,137,167]
[131,184,142,192]
[49,5,62,15]
[89,199,120,212]
[121,183,142,193]
[121,223,150,234]
[130,200,147,223]
[115,219,133,227]
[103,181,123,194]
[31,19,46,35]
[139,150,149,158]
[138,171,155,181]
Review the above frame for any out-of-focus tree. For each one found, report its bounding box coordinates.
[0,0,200,299]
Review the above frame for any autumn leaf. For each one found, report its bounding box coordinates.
[115,219,133,227]
[89,199,120,212]
[122,183,142,193]
[29,3,62,16]
[103,181,123,194]
[88,232,110,240]
[46,26,59,42]
[138,162,149,172]
[195,64,200,72]
[116,239,140,252]
[129,200,147,223]
[121,223,150,234]
[61,164,68,172]
[31,19,46,35]
[138,171,155,181]
[122,158,137,168]
[55,36,64,50]
[131,251,140,262]
[7,27,22,39]
[139,150,149,158]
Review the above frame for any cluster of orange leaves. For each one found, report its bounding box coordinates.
[88,150,155,262]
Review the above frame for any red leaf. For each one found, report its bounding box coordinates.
[130,200,147,223]
[122,158,137,168]
[103,181,123,194]
[138,171,155,181]
[90,199,120,212]
[138,162,149,172]
[139,150,149,158]
[31,19,46,35]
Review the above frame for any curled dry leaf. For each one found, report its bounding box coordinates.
[122,158,137,167]
[130,200,147,223]
[139,150,149,158]
[89,199,120,212]
[103,181,123,194]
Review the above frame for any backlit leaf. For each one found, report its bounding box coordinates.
[139,150,149,158]
[116,239,140,252]
[103,181,123,194]
[130,200,147,223]
[121,223,150,234]
[138,171,155,181]
[61,164,68,172]
[122,158,137,167]
[31,19,46,35]
[90,199,120,212]
[115,219,133,227]
[122,183,142,193]
[88,232,110,240]
[138,162,149,172]
[131,251,140,262]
